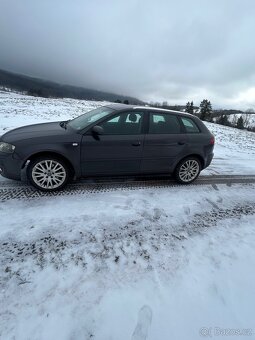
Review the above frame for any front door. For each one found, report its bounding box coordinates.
[141,111,188,173]
[81,111,145,176]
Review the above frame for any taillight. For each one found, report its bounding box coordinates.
[210,136,215,145]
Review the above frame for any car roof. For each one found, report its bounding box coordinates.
[105,103,134,110]
[105,103,194,117]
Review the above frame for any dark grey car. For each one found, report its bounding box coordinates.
[0,104,214,191]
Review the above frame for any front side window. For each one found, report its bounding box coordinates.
[98,112,143,135]
[68,106,115,130]
[149,113,181,134]
[181,117,200,133]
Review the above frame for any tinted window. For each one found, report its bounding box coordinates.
[181,117,200,133]
[149,113,181,134]
[99,112,143,135]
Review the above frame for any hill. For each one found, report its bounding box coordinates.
[0,68,143,104]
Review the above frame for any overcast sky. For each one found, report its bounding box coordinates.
[0,0,255,109]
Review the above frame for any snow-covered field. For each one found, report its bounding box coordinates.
[1,91,255,339]
[0,90,109,134]
[203,122,255,176]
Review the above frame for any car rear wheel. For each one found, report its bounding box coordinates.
[27,156,69,191]
[175,157,201,184]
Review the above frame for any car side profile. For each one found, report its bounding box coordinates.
[0,104,214,191]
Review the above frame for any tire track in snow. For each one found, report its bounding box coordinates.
[1,203,255,282]
[1,175,255,202]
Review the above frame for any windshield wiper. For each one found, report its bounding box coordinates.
[59,120,70,129]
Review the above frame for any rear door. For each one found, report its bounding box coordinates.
[81,111,145,176]
[141,111,188,173]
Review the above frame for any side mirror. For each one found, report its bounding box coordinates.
[92,125,104,135]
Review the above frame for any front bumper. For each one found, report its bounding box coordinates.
[0,152,23,180]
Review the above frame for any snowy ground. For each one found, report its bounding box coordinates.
[1,91,255,339]
[202,122,255,176]
[0,90,109,133]
[1,184,255,339]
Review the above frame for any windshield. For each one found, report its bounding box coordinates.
[68,106,115,130]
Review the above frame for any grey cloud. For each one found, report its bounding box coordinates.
[0,0,255,108]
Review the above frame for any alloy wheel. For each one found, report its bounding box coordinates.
[178,159,200,183]
[31,160,67,189]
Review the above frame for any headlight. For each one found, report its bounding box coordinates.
[0,142,15,153]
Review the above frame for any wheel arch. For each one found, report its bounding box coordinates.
[174,154,205,171]
[23,151,76,179]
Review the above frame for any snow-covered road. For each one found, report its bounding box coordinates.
[1,183,255,339]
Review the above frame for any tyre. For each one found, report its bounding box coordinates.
[175,157,201,184]
[27,156,70,191]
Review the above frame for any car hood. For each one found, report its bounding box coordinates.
[1,122,71,143]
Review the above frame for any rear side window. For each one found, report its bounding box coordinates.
[149,113,181,134]
[181,117,200,133]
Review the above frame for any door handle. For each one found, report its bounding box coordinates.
[178,140,186,145]
[132,141,141,146]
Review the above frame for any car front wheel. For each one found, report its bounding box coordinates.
[175,157,201,184]
[27,156,69,191]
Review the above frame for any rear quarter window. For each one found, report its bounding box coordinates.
[149,113,181,134]
[181,117,200,133]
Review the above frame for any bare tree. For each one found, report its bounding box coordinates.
[232,114,238,126]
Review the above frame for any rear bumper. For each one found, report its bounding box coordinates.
[0,152,23,180]
[204,152,214,169]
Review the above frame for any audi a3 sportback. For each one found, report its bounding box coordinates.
[0,104,214,191]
